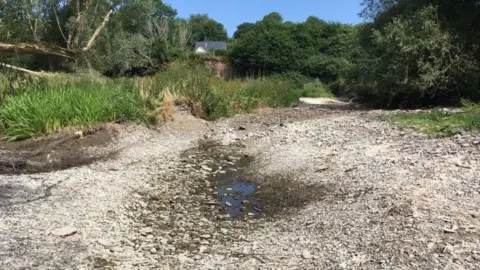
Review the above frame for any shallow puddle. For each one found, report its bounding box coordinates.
[182,141,334,219]
[215,170,261,217]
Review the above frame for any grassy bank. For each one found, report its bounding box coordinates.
[0,62,324,141]
[387,102,480,137]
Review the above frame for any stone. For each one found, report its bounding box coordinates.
[315,165,329,172]
[150,248,157,254]
[443,224,459,234]
[225,201,232,207]
[97,239,115,247]
[199,246,208,253]
[51,226,77,237]
[201,165,212,172]
[199,234,211,239]
[74,131,83,138]
[220,139,231,146]
[302,249,313,259]
[140,227,154,235]
[177,254,188,263]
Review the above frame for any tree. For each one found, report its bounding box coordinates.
[0,0,117,59]
[233,23,255,39]
[348,0,480,107]
[229,12,357,81]
[188,14,228,42]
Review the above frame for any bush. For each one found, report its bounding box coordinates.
[300,80,334,98]
[270,72,310,88]
[348,6,465,108]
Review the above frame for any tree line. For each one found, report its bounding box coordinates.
[1,0,479,108]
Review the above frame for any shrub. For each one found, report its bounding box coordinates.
[270,72,310,88]
[300,80,334,98]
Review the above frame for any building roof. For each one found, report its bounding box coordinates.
[194,41,227,51]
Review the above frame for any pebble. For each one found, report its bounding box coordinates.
[140,227,154,235]
[50,226,77,237]
[177,254,188,263]
[302,249,313,259]
[150,248,157,254]
[97,238,115,247]
[201,165,212,171]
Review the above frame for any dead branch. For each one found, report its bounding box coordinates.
[81,9,113,53]
[0,62,53,76]
[53,2,68,44]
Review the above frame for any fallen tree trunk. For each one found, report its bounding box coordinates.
[0,8,114,59]
[0,42,77,58]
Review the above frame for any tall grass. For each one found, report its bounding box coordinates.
[0,83,143,141]
[0,62,303,141]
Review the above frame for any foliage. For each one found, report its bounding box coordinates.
[300,80,334,98]
[350,0,480,108]
[188,14,228,42]
[0,81,143,141]
[228,12,357,84]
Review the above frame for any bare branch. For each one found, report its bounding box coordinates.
[0,62,53,76]
[53,2,68,44]
[81,9,113,52]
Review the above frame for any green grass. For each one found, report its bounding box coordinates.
[0,83,143,141]
[0,62,303,141]
[387,103,480,137]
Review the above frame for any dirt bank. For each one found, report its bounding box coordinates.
[0,106,479,269]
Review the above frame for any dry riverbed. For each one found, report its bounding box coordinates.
[0,106,479,269]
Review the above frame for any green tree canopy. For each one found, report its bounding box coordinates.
[188,14,228,42]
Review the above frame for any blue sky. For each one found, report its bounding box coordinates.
[164,0,364,37]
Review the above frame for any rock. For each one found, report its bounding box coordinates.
[140,227,154,235]
[199,246,208,253]
[220,228,229,234]
[150,248,157,254]
[225,201,232,207]
[443,224,459,234]
[302,249,313,259]
[315,165,329,172]
[74,131,83,138]
[51,226,77,237]
[443,244,454,254]
[177,254,188,263]
[238,126,246,131]
[199,234,211,239]
[201,165,212,172]
[97,239,115,247]
[220,139,231,146]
